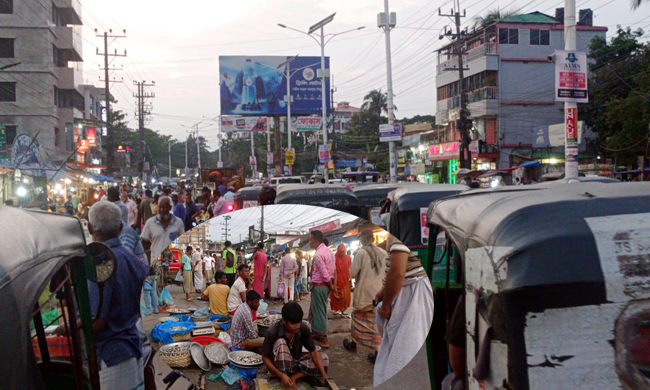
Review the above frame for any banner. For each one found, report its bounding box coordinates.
[86,128,97,147]
[565,108,578,143]
[293,117,322,131]
[221,116,268,132]
[318,145,331,163]
[0,123,6,159]
[267,152,274,165]
[555,50,588,103]
[249,156,257,166]
[219,56,330,116]
[397,150,406,167]
[428,141,459,161]
[285,149,295,165]
[379,123,402,142]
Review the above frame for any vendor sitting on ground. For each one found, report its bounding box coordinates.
[261,302,329,390]
[200,271,230,315]
[230,290,265,351]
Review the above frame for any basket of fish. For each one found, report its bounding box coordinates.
[169,325,192,342]
[228,351,264,368]
[159,342,192,368]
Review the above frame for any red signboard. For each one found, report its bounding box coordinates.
[309,219,341,234]
[559,72,586,89]
[565,108,578,142]
[86,128,97,147]
[76,152,85,164]
[428,141,459,161]
[77,139,89,153]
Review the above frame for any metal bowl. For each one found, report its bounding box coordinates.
[167,308,191,315]
[204,342,230,365]
[158,316,179,323]
[190,342,212,371]
[228,351,264,368]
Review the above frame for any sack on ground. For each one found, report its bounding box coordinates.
[221,367,242,385]
[158,289,174,306]
[140,302,151,317]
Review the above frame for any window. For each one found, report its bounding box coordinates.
[0,82,16,102]
[499,28,518,45]
[0,38,14,58]
[530,29,550,45]
[0,0,12,14]
[5,125,16,145]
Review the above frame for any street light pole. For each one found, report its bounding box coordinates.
[381,0,397,183]
[278,16,365,183]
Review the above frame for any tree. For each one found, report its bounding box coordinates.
[472,8,515,29]
[582,27,650,166]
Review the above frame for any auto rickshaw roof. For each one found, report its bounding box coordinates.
[427,182,650,292]
[390,184,469,211]
[352,183,402,198]
[234,186,263,200]
[0,207,87,388]
[275,183,357,201]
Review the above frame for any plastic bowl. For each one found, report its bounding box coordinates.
[190,336,224,347]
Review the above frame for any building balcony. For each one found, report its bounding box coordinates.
[437,43,498,72]
[436,87,499,124]
[436,43,500,87]
[52,26,83,62]
[56,66,83,91]
[53,0,82,25]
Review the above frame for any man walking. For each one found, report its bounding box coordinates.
[121,192,138,228]
[141,196,185,263]
[183,193,202,232]
[373,235,435,385]
[203,251,215,285]
[181,246,194,301]
[222,240,238,287]
[171,192,185,222]
[193,247,204,293]
[344,228,387,363]
[85,201,148,389]
[308,230,335,348]
[136,189,155,231]
[107,186,128,226]
[279,248,298,303]
[251,242,267,298]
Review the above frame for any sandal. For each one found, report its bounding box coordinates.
[343,338,357,352]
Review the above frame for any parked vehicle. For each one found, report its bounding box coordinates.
[234,185,263,210]
[1,207,113,389]
[269,176,305,185]
[341,171,380,184]
[275,183,361,216]
[352,183,401,226]
[425,182,650,389]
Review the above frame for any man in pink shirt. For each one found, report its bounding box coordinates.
[308,230,336,348]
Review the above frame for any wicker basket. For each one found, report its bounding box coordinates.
[171,331,191,342]
[192,314,209,323]
[159,342,192,368]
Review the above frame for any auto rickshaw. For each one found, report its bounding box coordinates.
[275,183,361,216]
[425,182,650,389]
[0,206,117,390]
[233,185,263,210]
[352,183,401,225]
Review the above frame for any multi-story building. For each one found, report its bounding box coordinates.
[0,0,103,165]
[332,101,360,133]
[433,8,606,176]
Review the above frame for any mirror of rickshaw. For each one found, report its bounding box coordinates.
[86,242,117,283]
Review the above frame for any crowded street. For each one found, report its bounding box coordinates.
[2,0,650,390]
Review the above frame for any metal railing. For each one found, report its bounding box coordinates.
[447,86,499,109]
[437,43,499,74]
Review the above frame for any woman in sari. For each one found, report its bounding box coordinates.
[330,243,352,313]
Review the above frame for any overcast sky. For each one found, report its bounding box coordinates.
[205,204,359,244]
[80,0,650,149]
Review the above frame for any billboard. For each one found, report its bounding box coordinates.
[221,116,269,132]
[293,117,322,131]
[555,50,588,103]
[379,123,402,142]
[219,56,330,116]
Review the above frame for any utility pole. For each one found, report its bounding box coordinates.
[440,1,472,169]
[223,215,231,241]
[133,80,155,181]
[96,29,126,176]
[379,2,397,182]
[168,141,172,179]
[564,0,578,179]
[274,116,281,176]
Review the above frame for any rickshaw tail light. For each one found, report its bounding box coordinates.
[227,204,234,211]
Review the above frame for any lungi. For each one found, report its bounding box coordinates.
[205,269,214,284]
[308,285,330,341]
[272,339,328,376]
[194,269,204,290]
[351,305,381,351]
[374,276,434,386]
[99,357,144,390]
[183,270,192,293]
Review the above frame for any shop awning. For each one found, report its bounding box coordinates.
[518,161,541,168]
